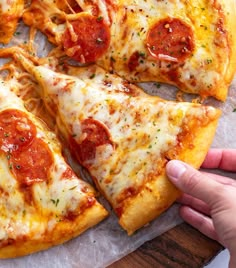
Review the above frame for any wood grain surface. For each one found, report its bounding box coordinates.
[109,223,223,268]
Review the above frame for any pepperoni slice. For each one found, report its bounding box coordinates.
[10,138,53,186]
[146,18,194,62]
[63,14,110,63]
[70,118,113,165]
[0,109,36,152]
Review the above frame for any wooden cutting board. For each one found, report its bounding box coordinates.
[109,222,223,268]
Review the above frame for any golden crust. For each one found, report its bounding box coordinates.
[119,108,221,235]
[207,0,236,101]
[119,173,180,235]
[222,0,236,87]
[0,202,108,259]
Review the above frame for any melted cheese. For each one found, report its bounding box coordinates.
[22,0,236,100]
[97,0,232,100]
[0,0,24,44]
[0,82,102,245]
[23,0,113,45]
[24,63,218,208]
[0,0,13,13]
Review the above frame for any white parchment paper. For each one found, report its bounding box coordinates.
[0,21,236,268]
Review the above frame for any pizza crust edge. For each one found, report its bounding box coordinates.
[224,0,236,89]
[119,109,221,235]
[0,202,107,259]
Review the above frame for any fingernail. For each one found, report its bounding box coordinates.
[166,160,186,181]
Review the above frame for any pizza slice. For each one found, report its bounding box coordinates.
[0,80,107,258]
[13,51,221,234]
[22,0,236,100]
[0,0,24,44]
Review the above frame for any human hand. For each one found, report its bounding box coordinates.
[166,149,236,268]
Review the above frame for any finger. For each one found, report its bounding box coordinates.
[178,194,210,215]
[201,171,236,187]
[166,160,222,204]
[201,149,236,172]
[179,206,218,241]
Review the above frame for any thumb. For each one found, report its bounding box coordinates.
[166,160,221,204]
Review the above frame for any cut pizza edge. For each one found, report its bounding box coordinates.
[119,112,220,234]
[0,82,108,258]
